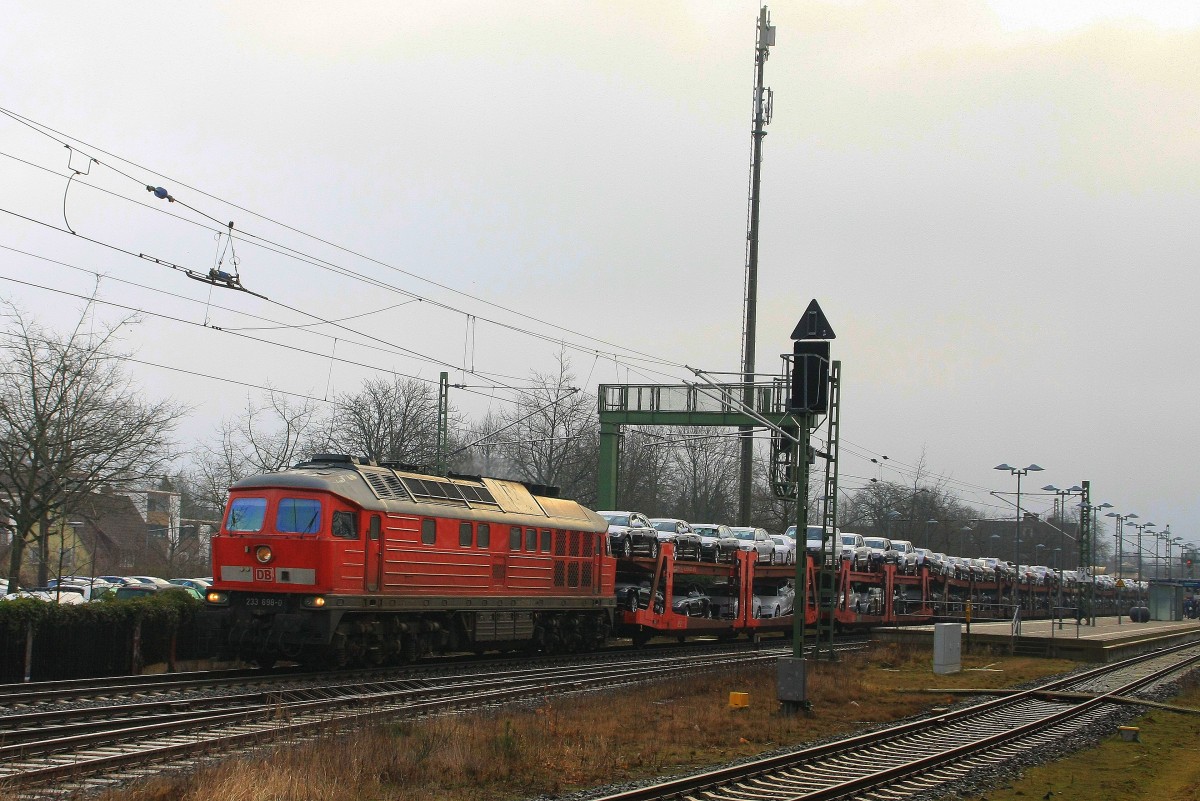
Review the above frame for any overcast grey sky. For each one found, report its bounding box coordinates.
[2,2,1197,553]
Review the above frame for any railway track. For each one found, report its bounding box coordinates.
[1,638,866,797]
[588,641,1200,801]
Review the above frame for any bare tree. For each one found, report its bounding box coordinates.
[189,390,324,513]
[463,354,598,503]
[320,376,447,466]
[615,426,675,515]
[0,302,186,589]
[670,426,739,524]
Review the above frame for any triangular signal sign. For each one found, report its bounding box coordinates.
[790,299,835,340]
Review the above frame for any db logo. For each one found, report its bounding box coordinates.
[254,567,275,582]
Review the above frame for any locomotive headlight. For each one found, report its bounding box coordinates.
[302,595,326,608]
[254,545,274,564]
[206,591,229,605]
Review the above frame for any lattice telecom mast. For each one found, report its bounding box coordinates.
[739,6,776,524]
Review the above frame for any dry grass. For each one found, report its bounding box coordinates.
[8,643,1077,801]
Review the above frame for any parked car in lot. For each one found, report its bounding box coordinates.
[169,578,213,592]
[862,536,900,570]
[113,584,203,601]
[752,582,795,617]
[46,578,115,601]
[598,511,660,559]
[730,527,775,564]
[692,523,741,563]
[889,540,920,574]
[128,575,175,588]
[768,535,796,565]
[671,588,711,617]
[649,518,703,561]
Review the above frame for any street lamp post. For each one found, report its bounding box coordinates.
[884,509,902,540]
[994,463,1043,614]
[923,518,938,550]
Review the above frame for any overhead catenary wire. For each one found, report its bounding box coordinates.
[0,272,545,408]
[0,209,577,405]
[0,108,690,374]
[0,150,696,397]
[0,110,1058,516]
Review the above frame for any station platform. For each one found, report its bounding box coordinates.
[872,616,1200,662]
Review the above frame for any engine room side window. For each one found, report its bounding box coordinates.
[509,526,521,551]
[226,497,267,532]
[277,498,322,534]
[332,511,358,539]
[459,521,472,547]
[524,527,537,552]
[477,523,490,548]
[539,529,551,553]
[421,518,437,545]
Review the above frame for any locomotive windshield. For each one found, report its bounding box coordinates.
[277,498,322,534]
[226,497,267,532]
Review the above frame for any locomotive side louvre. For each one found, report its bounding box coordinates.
[204,457,615,666]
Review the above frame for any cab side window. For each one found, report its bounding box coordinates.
[421,519,437,545]
[332,511,358,539]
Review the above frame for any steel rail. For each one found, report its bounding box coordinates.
[588,641,1200,801]
[1,644,807,792]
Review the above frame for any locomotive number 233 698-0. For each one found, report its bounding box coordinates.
[245,595,286,608]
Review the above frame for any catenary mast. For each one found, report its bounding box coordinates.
[739,6,775,524]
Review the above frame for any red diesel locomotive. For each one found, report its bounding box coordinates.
[204,454,615,667]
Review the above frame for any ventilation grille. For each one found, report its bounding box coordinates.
[362,471,411,501]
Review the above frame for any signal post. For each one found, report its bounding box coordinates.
[778,300,837,715]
